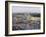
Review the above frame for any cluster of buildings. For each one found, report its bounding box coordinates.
[12,13,40,30]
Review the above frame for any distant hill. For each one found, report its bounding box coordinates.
[12,12,40,17]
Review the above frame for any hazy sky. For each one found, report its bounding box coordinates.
[12,6,41,13]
